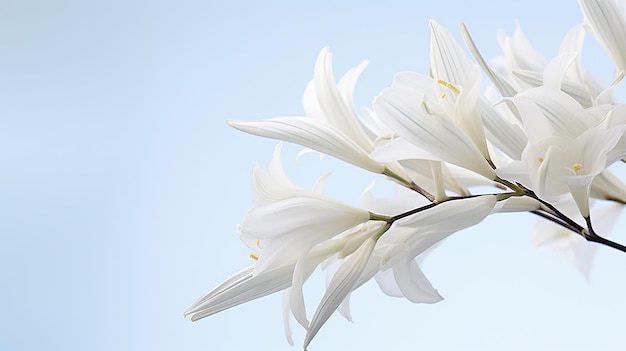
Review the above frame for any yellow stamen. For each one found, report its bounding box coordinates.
[437,79,461,94]
[573,163,583,171]
[440,93,446,99]
[249,253,259,260]
[537,157,544,163]
[256,239,261,247]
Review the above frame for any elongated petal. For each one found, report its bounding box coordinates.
[460,22,517,97]
[304,238,376,350]
[281,289,295,346]
[313,48,374,151]
[503,22,548,72]
[430,19,480,86]
[579,0,626,71]
[251,144,301,206]
[229,118,385,173]
[185,264,293,321]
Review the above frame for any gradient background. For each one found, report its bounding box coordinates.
[1,1,625,350]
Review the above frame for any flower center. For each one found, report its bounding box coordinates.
[573,163,583,172]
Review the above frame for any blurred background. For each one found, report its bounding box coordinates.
[1,0,625,350]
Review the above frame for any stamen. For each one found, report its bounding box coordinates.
[537,157,544,163]
[440,93,446,99]
[573,163,583,172]
[437,79,461,94]
[249,253,259,260]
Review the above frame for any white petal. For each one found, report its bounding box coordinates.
[228,118,385,173]
[374,267,404,297]
[281,289,295,346]
[313,47,374,151]
[185,264,293,321]
[579,0,626,71]
[381,196,497,261]
[492,196,541,213]
[480,99,527,160]
[429,20,480,86]
[370,136,439,163]
[304,238,376,350]
[393,259,443,303]
[460,22,517,97]
[514,87,592,140]
[542,52,579,90]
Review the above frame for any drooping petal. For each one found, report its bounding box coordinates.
[281,289,295,346]
[393,259,443,303]
[304,238,376,350]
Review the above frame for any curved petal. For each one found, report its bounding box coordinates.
[229,117,385,173]
[579,0,626,71]
[393,259,443,303]
[304,238,376,350]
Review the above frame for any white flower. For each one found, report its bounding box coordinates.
[374,81,496,180]
[228,48,404,176]
[511,86,626,216]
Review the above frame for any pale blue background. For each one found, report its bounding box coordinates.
[1,1,625,350]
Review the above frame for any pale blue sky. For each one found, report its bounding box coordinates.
[1,1,625,350]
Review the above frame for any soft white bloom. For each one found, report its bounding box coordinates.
[373,21,495,180]
[510,86,626,216]
[374,81,496,180]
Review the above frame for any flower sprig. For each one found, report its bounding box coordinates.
[187,0,626,349]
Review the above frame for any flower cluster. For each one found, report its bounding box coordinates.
[186,0,626,349]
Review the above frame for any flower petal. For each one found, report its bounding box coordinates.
[579,0,626,71]
[229,117,385,173]
[304,238,376,350]
[393,259,443,303]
